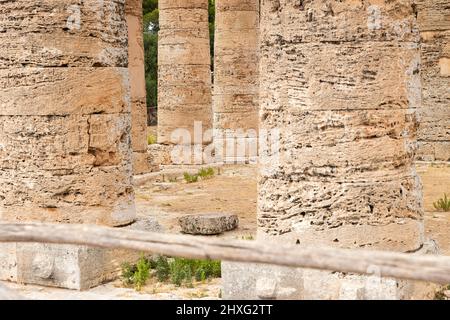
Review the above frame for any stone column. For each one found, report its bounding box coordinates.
[0,0,135,226]
[158,0,212,164]
[416,0,450,162]
[224,0,429,300]
[126,0,151,174]
[213,0,260,164]
[0,0,138,289]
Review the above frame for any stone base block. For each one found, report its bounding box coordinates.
[147,143,217,168]
[147,144,172,171]
[222,241,440,300]
[133,151,151,175]
[0,217,163,290]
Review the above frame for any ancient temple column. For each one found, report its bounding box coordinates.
[0,0,135,226]
[0,0,138,289]
[126,0,151,174]
[213,0,260,164]
[158,0,212,164]
[224,0,428,300]
[416,0,450,162]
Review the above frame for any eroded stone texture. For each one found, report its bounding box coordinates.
[126,0,151,174]
[0,0,135,226]
[416,0,450,161]
[258,0,424,253]
[157,0,213,148]
[179,213,239,235]
[0,217,164,290]
[237,0,433,300]
[213,0,260,163]
[0,0,128,68]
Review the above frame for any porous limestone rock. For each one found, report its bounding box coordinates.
[0,217,164,290]
[126,0,151,174]
[0,0,138,290]
[0,0,136,226]
[157,0,213,148]
[416,0,450,161]
[227,0,429,300]
[213,0,260,163]
[258,0,424,252]
[179,213,239,235]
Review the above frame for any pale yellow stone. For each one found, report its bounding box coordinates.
[157,0,212,147]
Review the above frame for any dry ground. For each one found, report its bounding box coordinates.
[3,163,449,299]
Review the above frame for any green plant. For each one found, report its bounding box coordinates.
[198,167,215,179]
[183,172,199,183]
[433,194,450,212]
[147,134,157,145]
[148,256,221,287]
[183,168,215,183]
[151,255,171,282]
[121,262,136,286]
[121,255,151,291]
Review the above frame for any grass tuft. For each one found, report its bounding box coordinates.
[433,194,450,212]
[147,134,157,145]
[122,255,221,290]
[198,167,215,179]
[183,167,215,183]
[183,172,199,183]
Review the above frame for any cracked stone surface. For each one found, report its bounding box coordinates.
[0,0,135,226]
[126,0,151,174]
[258,0,424,252]
[179,213,239,235]
[213,0,260,163]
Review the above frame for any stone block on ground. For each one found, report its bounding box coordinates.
[179,213,239,235]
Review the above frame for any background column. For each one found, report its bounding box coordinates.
[416,0,450,162]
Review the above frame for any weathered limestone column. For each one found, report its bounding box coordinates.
[224,0,429,300]
[126,0,151,174]
[0,0,135,226]
[158,0,213,164]
[416,0,450,162]
[0,0,138,289]
[213,0,260,164]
